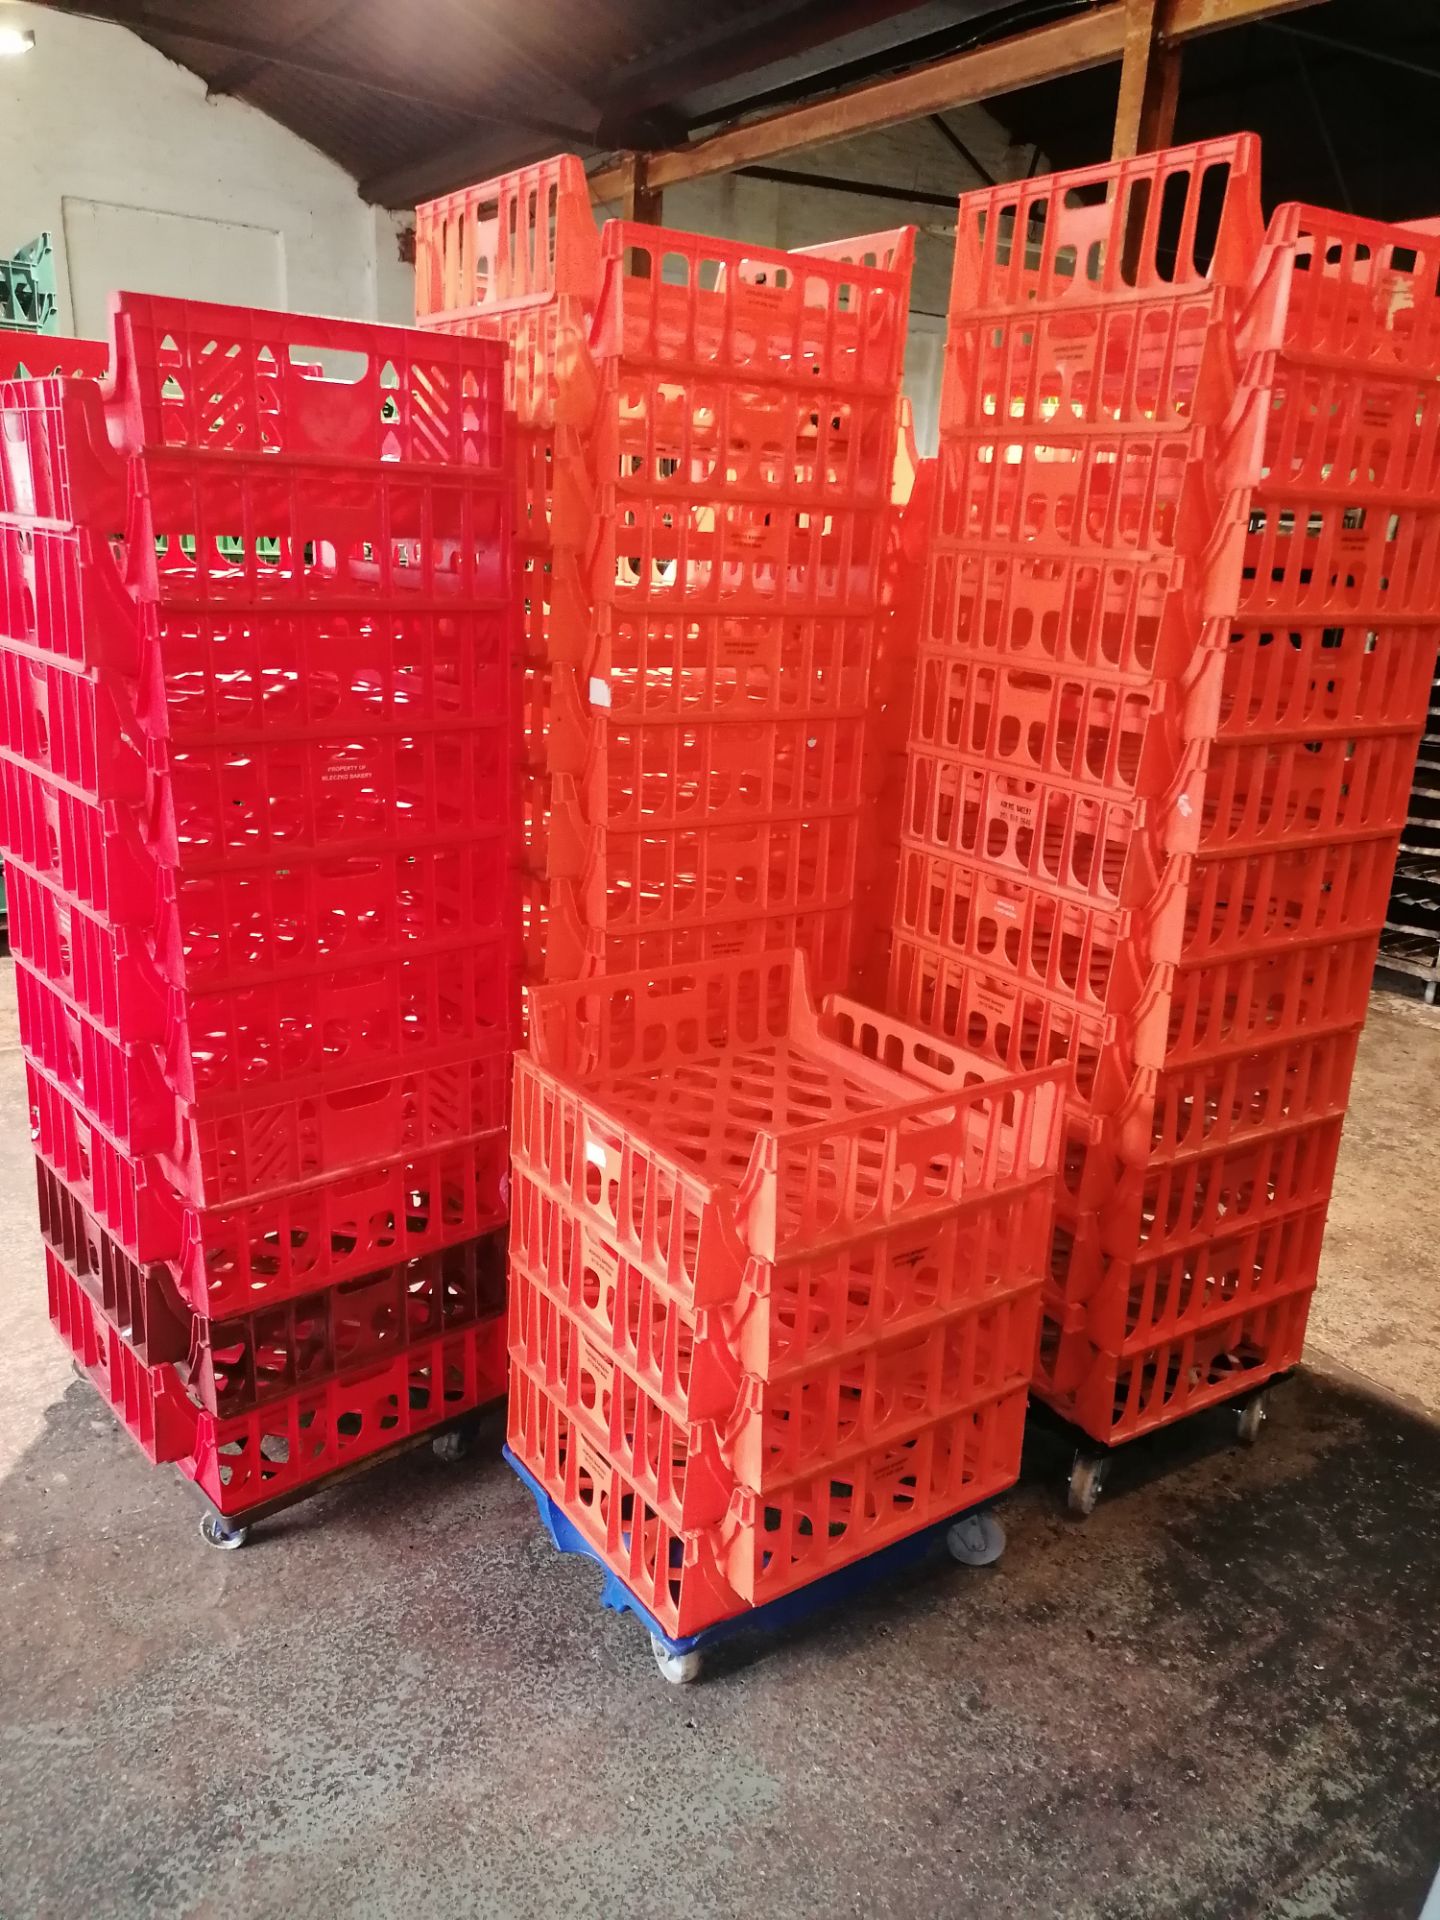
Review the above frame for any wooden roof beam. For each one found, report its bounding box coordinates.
[586,0,1324,200]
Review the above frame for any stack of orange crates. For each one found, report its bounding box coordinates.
[0,297,521,1541]
[885,136,1440,1500]
[414,156,601,983]
[477,211,1065,1676]
[546,221,918,989]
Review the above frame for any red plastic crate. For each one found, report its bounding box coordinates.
[1271,203,1440,376]
[1111,1024,1361,1171]
[580,712,869,832]
[7,853,518,1063]
[595,372,900,516]
[107,295,508,467]
[36,1158,188,1365]
[553,895,860,1000]
[590,493,890,616]
[1238,499,1440,623]
[1199,731,1419,853]
[4,515,514,741]
[555,810,864,949]
[1093,1108,1345,1267]
[1179,836,1400,962]
[0,336,108,384]
[1125,929,1380,1073]
[146,720,513,871]
[899,758,1184,912]
[512,1158,1052,1389]
[415,152,601,333]
[922,546,1220,680]
[36,1156,507,1409]
[50,1248,508,1516]
[47,1251,193,1464]
[933,425,1253,567]
[9,840,517,1029]
[19,961,511,1207]
[906,647,1211,801]
[136,457,511,609]
[29,1061,510,1316]
[510,1258,1037,1530]
[1261,359,1440,505]
[1082,1202,1329,1357]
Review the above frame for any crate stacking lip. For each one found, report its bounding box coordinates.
[29,1059,511,1318]
[47,1245,508,1516]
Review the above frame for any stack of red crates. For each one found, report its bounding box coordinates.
[0,295,521,1537]
[415,156,601,984]
[481,212,1065,1659]
[886,136,1440,1471]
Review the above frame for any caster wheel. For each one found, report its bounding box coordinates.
[946,1510,1005,1567]
[1067,1452,1109,1517]
[199,1511,249,1551]
[431,1429,469,1464]
[651,1635,703,1686]
[1235,1391,1269,1448]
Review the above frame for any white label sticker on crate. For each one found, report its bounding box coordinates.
[585,1136,608,1169]
[588,677,612,709]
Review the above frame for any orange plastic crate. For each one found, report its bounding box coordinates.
[506,1357,1027,1640]
[939,136,1272,437]
[512,950,1065,1310]
[591,223,912,394]
[1035,1289,1310,1444]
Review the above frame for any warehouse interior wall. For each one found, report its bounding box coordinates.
[0,1,391,335]
[0,0,1028,437]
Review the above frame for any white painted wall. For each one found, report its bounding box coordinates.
[0,0,390,335]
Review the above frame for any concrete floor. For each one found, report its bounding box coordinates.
[1,963,1437,1920]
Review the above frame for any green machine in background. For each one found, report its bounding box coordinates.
[0,231,59,334]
